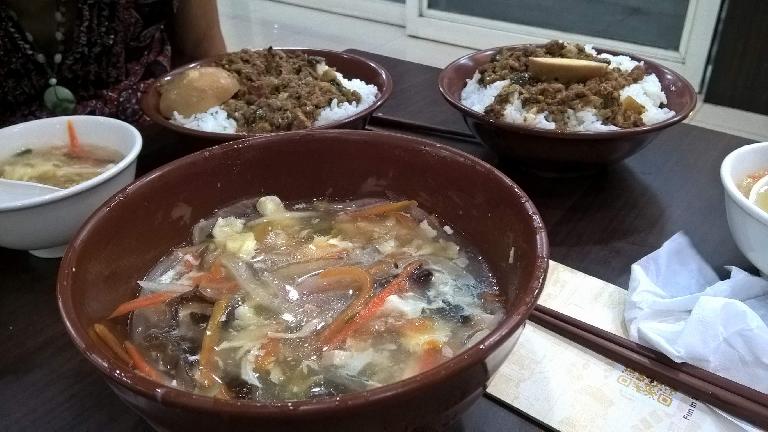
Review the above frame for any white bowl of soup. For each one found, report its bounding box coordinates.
[721,141,768,275]
[0,116,142,257]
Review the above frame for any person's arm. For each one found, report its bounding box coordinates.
[169,0,227,65]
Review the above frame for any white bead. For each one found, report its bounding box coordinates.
[25,32,33,41]
[55,12,64,22]
[55,31,64,41]
[35,53,46,63]
[49,78,58,86]
[53,53,62,64]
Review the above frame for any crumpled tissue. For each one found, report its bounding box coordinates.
[625,232,768,394]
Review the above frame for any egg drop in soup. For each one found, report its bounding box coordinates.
[97,196,505,401]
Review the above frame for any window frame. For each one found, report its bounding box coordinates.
[404,0,722,90]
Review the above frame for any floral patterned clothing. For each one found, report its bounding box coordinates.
[0,0,173,126]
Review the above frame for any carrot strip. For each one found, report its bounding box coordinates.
[313,266,372,294]
[197,279,239,297]
[201,279,239,290]
[253,338,281,371]
[124,341,162,381]
[350,260,423,320]
[108,292,177,319]
[93,323,132,364]
[418,340,444,373]
[320,250,348,260]
[314,266,372,345]
[398,316,436,334]
[198,298,229,388]
[393,212,418,227]
[192,259,224,284]
[66,119,82,157]
[192,259,239,299]
[366,259,396,279]
[344,200,417,218]
[322,260,424,349]
[209,259,225,279]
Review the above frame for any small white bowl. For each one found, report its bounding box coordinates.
[0,116,142,257]
[720,141,768,276]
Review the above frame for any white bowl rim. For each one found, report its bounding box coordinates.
[0,115,142,212]
[720,141,768,226]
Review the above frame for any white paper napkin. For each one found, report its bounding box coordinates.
[625,232,768,394]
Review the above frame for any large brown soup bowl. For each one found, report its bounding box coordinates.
[57,130,548,431]
[439,45,697,175]
[141,49,393,143]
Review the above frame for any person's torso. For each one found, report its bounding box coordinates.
[0,0,173,126]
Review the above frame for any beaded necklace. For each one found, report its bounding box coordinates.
[6,1,76,115]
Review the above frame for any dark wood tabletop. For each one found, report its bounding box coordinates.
[0,50,756,432]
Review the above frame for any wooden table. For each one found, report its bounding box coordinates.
[0,50,755,432]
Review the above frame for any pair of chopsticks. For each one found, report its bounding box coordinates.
[529,305,768,429]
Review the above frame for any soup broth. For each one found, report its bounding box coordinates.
[0,144,122,189]
[102,196,504,401]
[740,170,768,212]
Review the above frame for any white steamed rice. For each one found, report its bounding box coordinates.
[460,44,675,131]
[314,72,379,126]
[501,91,556,130]
[460,74,510,113]
[619,74,674,125]
[171,65,379,133]
[172,107,237,134]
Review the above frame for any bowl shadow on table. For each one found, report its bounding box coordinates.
[134,124,221,176]
[468,120,658,176]
[500,162,664,285]
[445,397,557,432]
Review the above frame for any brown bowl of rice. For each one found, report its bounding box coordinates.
[141,48,393,142]
[439,41,697,174]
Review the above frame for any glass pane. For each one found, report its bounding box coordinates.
[426,0,689,50]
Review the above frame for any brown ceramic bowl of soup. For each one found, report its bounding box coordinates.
[140,48,393,142]
[439,44,697,175]
[57,130,548,431]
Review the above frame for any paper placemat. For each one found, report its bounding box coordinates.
[487,261,760,432]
